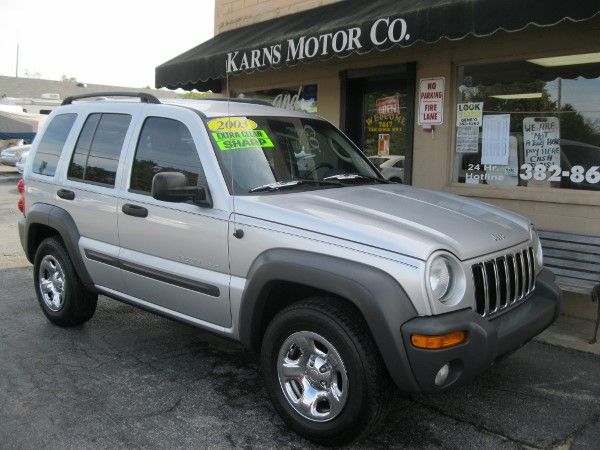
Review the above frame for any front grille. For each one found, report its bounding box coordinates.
[472,247,535,318]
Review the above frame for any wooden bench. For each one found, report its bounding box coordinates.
[539,230,600,343]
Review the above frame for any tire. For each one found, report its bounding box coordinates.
[33,236,97,327]
[261,298,393,445]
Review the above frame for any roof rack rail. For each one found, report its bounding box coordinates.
[61,92,161,105]
[202,97,273,107]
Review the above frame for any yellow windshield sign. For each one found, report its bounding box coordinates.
[212,130,274,151]
[207,117,257,132]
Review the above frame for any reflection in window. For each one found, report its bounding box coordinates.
[68,113,131,187]
[453,54,600,191]
[209,117,378,194]
[130,117,204,194]
[32,113,77,176]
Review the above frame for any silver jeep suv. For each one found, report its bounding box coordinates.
[18,92,561,445]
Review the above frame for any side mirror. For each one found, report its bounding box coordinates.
[151,172,212,208]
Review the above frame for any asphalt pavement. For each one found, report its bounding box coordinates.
[1,165,599,449]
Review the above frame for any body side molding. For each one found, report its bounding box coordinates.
[84,249,221,297]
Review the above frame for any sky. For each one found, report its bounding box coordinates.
[0,0,215,88]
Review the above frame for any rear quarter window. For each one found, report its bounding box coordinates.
[31,113,77,176]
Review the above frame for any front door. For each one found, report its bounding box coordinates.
[342,68,415,184]
[116,108,231,328]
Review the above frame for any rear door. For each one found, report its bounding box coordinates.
[116,107,231,327]
[56,104,141,292]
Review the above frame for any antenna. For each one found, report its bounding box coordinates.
[226,62,243,239]
[15,43,19,78]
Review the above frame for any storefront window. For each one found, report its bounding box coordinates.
[453,53,600,191]
[236,85,317,113]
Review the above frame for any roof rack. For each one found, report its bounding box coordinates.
[61,92,161,105]
[202,97,273,107]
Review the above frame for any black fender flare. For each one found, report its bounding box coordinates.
[24,203,95,289]
[238,248,420,390]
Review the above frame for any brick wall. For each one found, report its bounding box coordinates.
[214,0,342,34]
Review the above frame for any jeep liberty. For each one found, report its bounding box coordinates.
[18,93,561,445]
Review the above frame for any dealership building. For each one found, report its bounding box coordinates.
[157,0,600,306]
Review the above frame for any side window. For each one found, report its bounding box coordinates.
[130,117,204,194]
[68,113,131,187]
[31,113,77,176]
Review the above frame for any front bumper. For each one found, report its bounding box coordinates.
[400,268,561,392]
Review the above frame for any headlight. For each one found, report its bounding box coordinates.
[531,226,543,273]
[429,257,452,300]
[426,253,466,305]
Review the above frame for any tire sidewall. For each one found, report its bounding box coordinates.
[261,305,371,441]
[33,238,77,321]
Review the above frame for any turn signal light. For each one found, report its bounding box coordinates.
[17,196,25,213]
[17,178,25,215]
[411,331,467,349]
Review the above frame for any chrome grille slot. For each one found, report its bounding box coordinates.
[496,258,508,309]
[515,252,524,299]
[484,261,497,312]
[472,247,536,318]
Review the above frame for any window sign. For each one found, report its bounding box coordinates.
[453,55,600,191]
[363,90,407,158]
[481,114,510,165]
[523,117,561,167]
[418,77,444,125]
[456,126,479,153]
[376,95,400,115]
[457,102,483,127]
[237,85,317,113]
[378,133,390,156]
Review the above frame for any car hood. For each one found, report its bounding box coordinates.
[236,184,531,260]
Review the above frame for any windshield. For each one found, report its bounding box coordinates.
[206,116,382,194]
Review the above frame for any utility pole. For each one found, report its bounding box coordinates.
[15,43,19,78]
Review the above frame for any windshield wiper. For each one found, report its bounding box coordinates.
[249,179,343,193]
[323,173,389,184]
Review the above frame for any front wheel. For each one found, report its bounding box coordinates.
[261,298,392,445]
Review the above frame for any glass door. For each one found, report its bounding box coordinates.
[342,71,415,184]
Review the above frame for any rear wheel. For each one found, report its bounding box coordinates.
[33,237,97,327]
[261,298,392,445]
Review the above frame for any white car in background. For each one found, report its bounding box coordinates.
[369,155,405,183]
[1,144,31,167]
[16,150,30,174]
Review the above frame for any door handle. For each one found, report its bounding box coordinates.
[57,189,75,200]
[122,203,148,218]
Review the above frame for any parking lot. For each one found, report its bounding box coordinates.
[1,164,599,449]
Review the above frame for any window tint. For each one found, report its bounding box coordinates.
[31,113,77,176]
[130,117,203,194]
[68,113,131,187]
